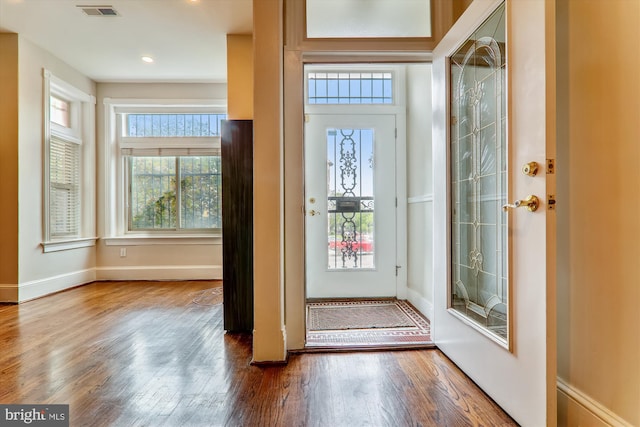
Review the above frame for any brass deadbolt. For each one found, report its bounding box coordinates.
[522,162,539,177]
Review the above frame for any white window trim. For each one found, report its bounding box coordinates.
[102,98,226,242]
[102,235,222,246]
[304,64,407,114]
[42,69,97,252]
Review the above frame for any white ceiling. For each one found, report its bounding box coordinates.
[0,0,253,83]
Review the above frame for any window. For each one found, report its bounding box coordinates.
[43,70,96,251]
[117,112,226,233]
[49,136,81,236]
[305,0,432,38]
[50,96,70,127]
[307,72,394,104]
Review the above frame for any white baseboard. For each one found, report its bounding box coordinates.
[557,377,633,427]
[95,265,222,281]
[406,287,433,321]
[16,269,96,302]
[0,266,222,303]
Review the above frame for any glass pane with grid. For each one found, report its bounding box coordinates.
[130,157,177,229]
[125,114,227,137]
[180,157,222,229]
[308,72,393,104]
[129,156,221,231]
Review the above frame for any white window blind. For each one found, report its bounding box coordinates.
[49,136,80,237]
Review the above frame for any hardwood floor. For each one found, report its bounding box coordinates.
[0,281,517,426]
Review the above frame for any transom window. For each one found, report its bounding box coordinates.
[118,112,226,232]
[307,72,393,104]
[305,0,432,39]
[125,113,226,138]
[50,96,71,128]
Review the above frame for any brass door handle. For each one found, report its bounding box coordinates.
[502,195,539,212]
[308,209,321,216]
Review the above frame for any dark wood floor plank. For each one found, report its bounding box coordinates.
[0,280,516,426]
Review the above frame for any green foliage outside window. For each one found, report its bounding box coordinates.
[130,156,221,230]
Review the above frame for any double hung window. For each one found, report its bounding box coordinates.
[43,70,96,251]
[117,111,226,233]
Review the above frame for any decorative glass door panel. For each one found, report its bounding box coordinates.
[305,114,396,298]
[327,128,375,269]
[450,3,508,343]
[434,0,555,422]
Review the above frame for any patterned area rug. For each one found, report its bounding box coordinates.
[308,302,415,330]
[306,299,432,349]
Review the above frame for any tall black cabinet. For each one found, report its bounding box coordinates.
[221,120,253,333]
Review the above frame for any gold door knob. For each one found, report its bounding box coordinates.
[522,161,539,177]
[502,195,540,212]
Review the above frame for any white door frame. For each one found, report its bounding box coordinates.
[303,64,408,302]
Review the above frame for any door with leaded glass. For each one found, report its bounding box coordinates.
[432,0,557,424]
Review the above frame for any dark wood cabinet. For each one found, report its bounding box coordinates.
[221,120,253,333]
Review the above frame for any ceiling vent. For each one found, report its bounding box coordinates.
[77,5,120,17]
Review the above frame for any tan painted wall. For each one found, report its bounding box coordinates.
[252,0,286,362]
[226,34,253,120]
[17,37,97,291]
[0,35,97,301]
[95,82,226,280]
[452,0,474,21]
[556,0,640,425]
[0,34,20,295]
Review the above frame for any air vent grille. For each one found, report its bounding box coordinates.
[77,5,119,17]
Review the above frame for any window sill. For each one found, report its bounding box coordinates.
[102,235,222,246]
[41,237,98,253]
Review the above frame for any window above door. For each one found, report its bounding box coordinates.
[306,0,432,39]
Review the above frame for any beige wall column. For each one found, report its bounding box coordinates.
[0,34,19,300]
[226,34,253,119]
[252,0,286,362]
[556,0,640,425]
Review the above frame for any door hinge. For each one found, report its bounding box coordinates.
[395,197,398,207]
[395,128,397,139]
[304,114,310,123]
[395,265,401,276]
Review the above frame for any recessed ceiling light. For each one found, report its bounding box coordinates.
[141,56,154,63]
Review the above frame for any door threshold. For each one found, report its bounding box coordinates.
[295,342,436,353]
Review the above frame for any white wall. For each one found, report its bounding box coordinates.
[17,37,97,301]
[406,63,433,320]
[95,82,226,281]
[556,1,640,425]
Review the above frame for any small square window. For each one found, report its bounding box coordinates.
[50,96,70,128]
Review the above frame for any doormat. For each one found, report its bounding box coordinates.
[308,300,416,330]
[306,299,431,349]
